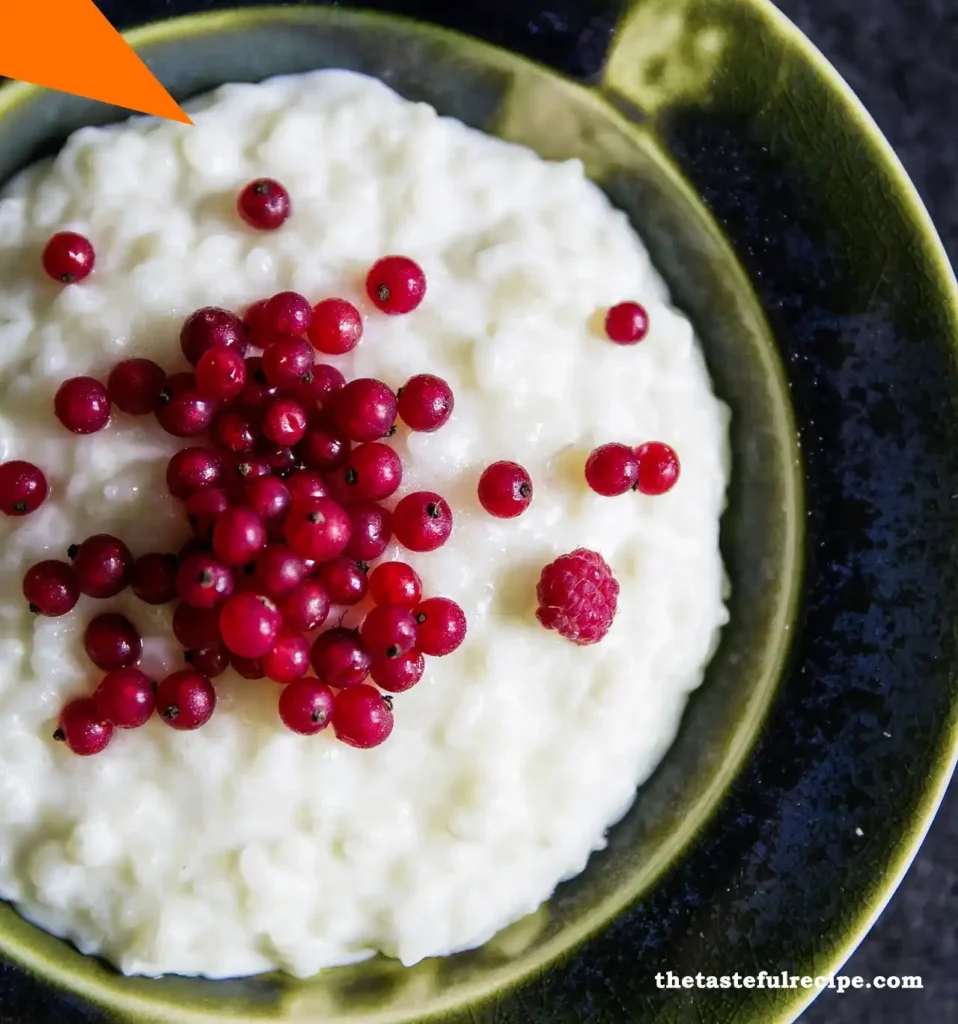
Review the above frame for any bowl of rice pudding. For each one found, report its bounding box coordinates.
[0,3,956,1024]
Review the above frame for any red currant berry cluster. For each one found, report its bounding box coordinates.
[31,221,465,753]
[53,607,216,755]
[585,441,680,496]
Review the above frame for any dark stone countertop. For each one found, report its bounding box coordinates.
[775,5,958,1020]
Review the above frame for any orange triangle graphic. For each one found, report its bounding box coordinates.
[0,0,192,124]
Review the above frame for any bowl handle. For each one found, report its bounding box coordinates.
[598,0,734,118]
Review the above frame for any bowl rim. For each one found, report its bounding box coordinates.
[0,3,951,1023]
[738,5,958,1020]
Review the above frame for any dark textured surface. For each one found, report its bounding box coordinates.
[774,5,958,1021]
[0,2,955,1024]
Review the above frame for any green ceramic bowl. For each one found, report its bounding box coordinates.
[0,3,956,1023]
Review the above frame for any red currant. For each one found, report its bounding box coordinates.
[42,231,95,284]
[264,518,289,549]
[342,442,402,501]
[289,365,344,414]
[196,347,247,401]
[219,592,281,658]
[156,669,216,730]
[243,475,290,521]
[155,373,215,437]
[71,534,132,599]
[333,685,394,748]
[310,627,372,688]
[319,557,368,606]
[304,363,346,405]
[414,597,467,656]
[54,377,111,434]
[279,579,330,633]
[54,698,112,755]
[211,410,258,453]
[172,602,222,649]
[360,604,418,661]
[180,307,247,366]
[343,501,392,561]
[371,650,424,693]
[605,302,649,344]
[186,645,230,678]
[231,655,265,679]
[585,443,639,496]
[397,374,454,432]
[107,358,165,415]
[262,630,311,683]
[262,397,307,446]
[176,552,235,608]
[368,562,422,608]
[279,679,335,735]
[223,454,272,498]
[321,463,355,507]
[477,461,533,518]
[24,560,79,616]
[366,255,426,315]
[212,507,266,566]
[186,487,230,538]
[261,335,314,388]
[285,497,351,562]
[331,378,397,442]
[254,544,305,599]
[84,612,141,670]
[93,667,155,728]
[262,291,312,336]
[285,469,328,504]
[393,492,453,552]
[634,442,680,495]
[242,298,271,343]
[166,447,222,500]
[296,415,350,471]
[236,356,278,411]
[131,552,179,605]
[307,298,362,354]
[256,440,298,476]
[0,461,47,516]
[237,178,290,230]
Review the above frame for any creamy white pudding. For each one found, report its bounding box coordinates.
[0,70,729,979]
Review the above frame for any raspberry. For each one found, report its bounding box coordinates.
[535,548,619,646]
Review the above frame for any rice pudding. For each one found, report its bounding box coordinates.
[0,70,730,978]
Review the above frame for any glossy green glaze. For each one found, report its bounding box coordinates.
[0,2,954,1023]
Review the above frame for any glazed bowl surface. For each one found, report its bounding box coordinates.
[0,3,955,1023]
